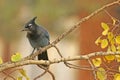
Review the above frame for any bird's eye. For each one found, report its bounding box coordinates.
[25,23,33,29]
[28,24,32,27]
[28,24,32,28]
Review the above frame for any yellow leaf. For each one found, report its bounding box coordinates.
[102,30,109,35]
[0,57,3,64]
[107,46,111,52]
[115,55,120,62]
[114,73,120,80]
[11,52,22,62]
[111,44,116,52]
[92,58,102,67]
[97,67,106,80]
[119,66,120,72]
[19,69,29,80]
[101,39,108,48]
[110,38,115,45]
[17,76,22,80]
[95,37,101,45]
[19,69,27,77]
[101,22,109,30]
[117,46,120,52]
[112,17,116,25]
[116,36,120,44]
[108,32,114,41]
[105,55,115,61]
[101,22,109,35]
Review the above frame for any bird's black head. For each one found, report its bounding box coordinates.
[22,17,37,33]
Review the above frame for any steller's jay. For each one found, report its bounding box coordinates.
[22,17,50,66]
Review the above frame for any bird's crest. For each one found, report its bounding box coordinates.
[31,16,37,23]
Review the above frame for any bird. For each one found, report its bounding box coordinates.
[22,17,50,67]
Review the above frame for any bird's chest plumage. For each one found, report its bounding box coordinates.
[27,33,48,48]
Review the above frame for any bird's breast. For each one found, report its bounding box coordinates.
[27,33,49,48]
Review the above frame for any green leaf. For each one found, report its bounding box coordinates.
[101,39,108,48]
[11,52,22,62]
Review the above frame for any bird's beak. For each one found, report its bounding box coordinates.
[21,28,29,32]
[21,28,32,33]
[21,29,25,31]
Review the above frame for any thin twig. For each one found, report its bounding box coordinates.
[35,65,55,80]
[53,45,71,67]
[104,10,120,23]
[34,70,47,80]
[54,45,93,70]
[87,58,97,80]
[2,71,16,80]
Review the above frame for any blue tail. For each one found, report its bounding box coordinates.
[38,50,48,67]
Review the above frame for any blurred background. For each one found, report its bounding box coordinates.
[0,0,120,80]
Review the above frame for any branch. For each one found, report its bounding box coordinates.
[0,51,120,72]
[34,65,55,80]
